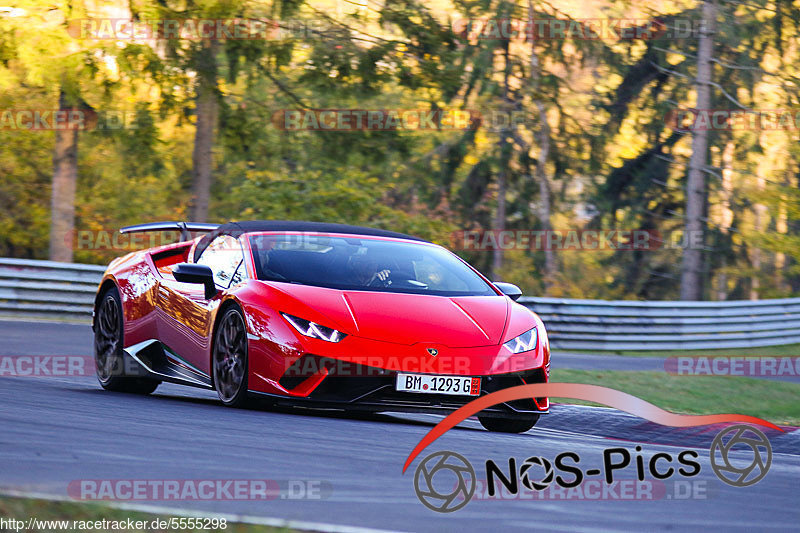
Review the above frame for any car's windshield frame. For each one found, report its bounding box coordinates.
[245,231,501,297]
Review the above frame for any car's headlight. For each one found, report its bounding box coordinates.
[503,327,538,354]
[281,313,346,343]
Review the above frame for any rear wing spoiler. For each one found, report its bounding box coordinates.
[120,222,220,241]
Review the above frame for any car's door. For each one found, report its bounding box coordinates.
[156,234,246,374]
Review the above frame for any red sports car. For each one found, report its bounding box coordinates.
[93,221,550,433]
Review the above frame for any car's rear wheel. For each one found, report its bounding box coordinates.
[212,306,250,407]
[478,414,539,434]
[94,287,159,394]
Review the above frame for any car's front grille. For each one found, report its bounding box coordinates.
[277,353,549,413]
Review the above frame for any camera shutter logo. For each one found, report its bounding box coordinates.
[413,451,475,512]
[520,456,554,491]
[710,425,772,487]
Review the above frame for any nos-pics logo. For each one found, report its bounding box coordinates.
[412,425,772,512]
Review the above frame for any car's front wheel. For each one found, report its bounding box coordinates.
[94,286,159,395]
[478,414,539,434]
[212,305,251,407]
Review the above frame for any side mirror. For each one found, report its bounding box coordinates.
[173,263,217,299]
[494,281,522,301]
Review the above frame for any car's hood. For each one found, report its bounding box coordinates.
[264,282,512,348]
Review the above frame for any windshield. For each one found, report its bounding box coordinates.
[248,233,497,296]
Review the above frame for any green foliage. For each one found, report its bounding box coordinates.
[1,0,799,300]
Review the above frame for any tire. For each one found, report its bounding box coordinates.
[478,414,539,434]
[212,305,251,408]
[94,286,160,395]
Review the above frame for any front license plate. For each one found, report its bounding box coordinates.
[395,373,480,396]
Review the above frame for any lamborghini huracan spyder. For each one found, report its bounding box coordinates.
[93,220,550,433]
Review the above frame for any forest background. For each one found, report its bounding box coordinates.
[2,0,799,301]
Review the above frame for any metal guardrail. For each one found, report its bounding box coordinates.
[0,258,798,350]
[0,258,104,321]
[519,297,800,350]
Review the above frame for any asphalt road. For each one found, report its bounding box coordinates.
[0,320,798,532]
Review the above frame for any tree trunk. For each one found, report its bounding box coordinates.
[49,90,79,263]
[528,0,557,289]
[715,142,734,301]
[492,159,508,278]
[774,174,789,294]
[680,0,716,300]
[190,42,219,223]
[750,131,770,300]
[750,198,767,300]
[491,36,512,278]
[716,257,727,301]
[533,100,556,287]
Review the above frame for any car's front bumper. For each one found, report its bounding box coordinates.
[250,354,549,418]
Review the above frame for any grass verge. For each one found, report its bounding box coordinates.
[550,368,800,426]
[561,343,800,358]
[0,495,293,532]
